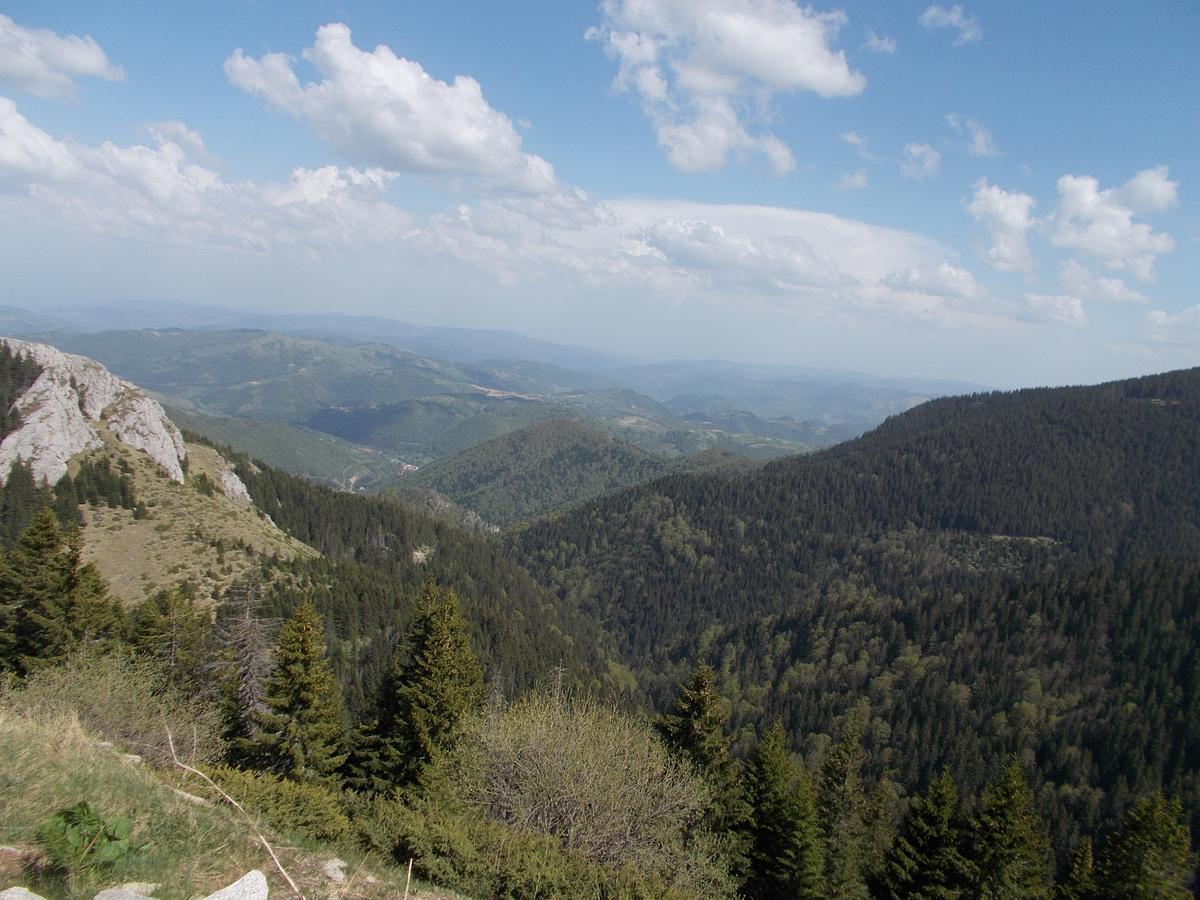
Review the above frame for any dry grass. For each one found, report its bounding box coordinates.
[75,433,315,605]
[0,705,458,899]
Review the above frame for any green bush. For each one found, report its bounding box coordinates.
[205,765,352,843]
[353,794,675,899]
[6,649,225,767]
[354,691,734,897]
[37,800,134,874]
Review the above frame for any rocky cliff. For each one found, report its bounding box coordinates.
[0,338,187,486]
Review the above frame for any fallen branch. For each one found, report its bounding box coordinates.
[166,727,303,899]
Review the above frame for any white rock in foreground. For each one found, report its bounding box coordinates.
[202,870,268,900]
[0,338,186,486]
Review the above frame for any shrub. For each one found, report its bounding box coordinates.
[5,649,225,766]
[393,690,734,897]
[204,765,352,843]
[353,793,674,899]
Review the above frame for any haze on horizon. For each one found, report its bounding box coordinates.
[0,1,1196,389]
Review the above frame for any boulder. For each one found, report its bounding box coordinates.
[202,870,268,900]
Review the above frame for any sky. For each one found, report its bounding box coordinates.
[0,1,1196,387]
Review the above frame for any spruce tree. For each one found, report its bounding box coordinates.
[0,509,122,673]
[879,772,975,899]
[818,720,870,899]
[1056,837,1095,900]
[743,721,824,899]
[240,599,348,784]
[971,759,1053,899]
[1094,794,1192,899]
[129,588,211,687]
[374,580,484,788]
[656,663,751,876]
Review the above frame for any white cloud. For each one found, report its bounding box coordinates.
[1059,259,1147,304]
[840,130,872,160]
[863,31,897,54]
[1115,165,1178,214]
[968,179,1036,271]
[1051,168,1176,281]
[882,262,986,302]
[1022,293,1086,326]
[588,0,866,174]
[0,14,123,100]
[225,23,558,194]
[0,96,82,185]
[0,97,410,253]
[919,5,981,45]
[1146,306,1200,344]
[946,113,998,157]
[832,170,868,191]
[900,143,940,180]
[147,121,217,166]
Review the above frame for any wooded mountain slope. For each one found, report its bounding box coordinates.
[396,418,756,526]
[510,368,1200,853]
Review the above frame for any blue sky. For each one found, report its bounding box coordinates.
[0,1,1196,386]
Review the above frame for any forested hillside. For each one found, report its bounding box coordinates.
[511,368,1200,857]
[396,418,762,526]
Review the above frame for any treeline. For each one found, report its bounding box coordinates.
[0,457,141,548]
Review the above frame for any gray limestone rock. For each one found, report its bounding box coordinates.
[202,870,268,900]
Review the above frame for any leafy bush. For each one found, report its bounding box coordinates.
[6,649,225,766]
[204,765,351,843]
[37,800,134,874]
[368,690,733,897]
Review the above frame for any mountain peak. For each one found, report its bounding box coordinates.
[0,337,187,485]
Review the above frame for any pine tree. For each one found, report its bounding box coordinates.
[1094,794,1192,899]
[656,663,752,876]
[374,580,484,788]
[743,721,824,899]
[1056,837,1095,900]
[971,759,1053,899]
[129,588,211,687]
[240,599,348,784]
[818,720,870,899]
[879,772,975,899]
[0,509,122,673]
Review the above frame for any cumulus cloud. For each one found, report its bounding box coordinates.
[832,170,868,191]
[882,262,986,302]
[0,14,123,100]
[863,31,897,54]
[587,0,866,174]
[1059,259,1146,304]
[946,113,998,157]
[1021,293,1086,326]
[1051,167,1177,280]
[919,5,981,45]
[0,97,410,253]
[225,23,558,195]
[968,178,1036,271]
[900,143,940,180]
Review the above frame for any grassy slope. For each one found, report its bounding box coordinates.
[76,429,315,605]
[0,708,454,899]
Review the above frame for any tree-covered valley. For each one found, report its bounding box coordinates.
[0,338,1195,897]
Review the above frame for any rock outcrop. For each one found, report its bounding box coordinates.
[0,338,186,486]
